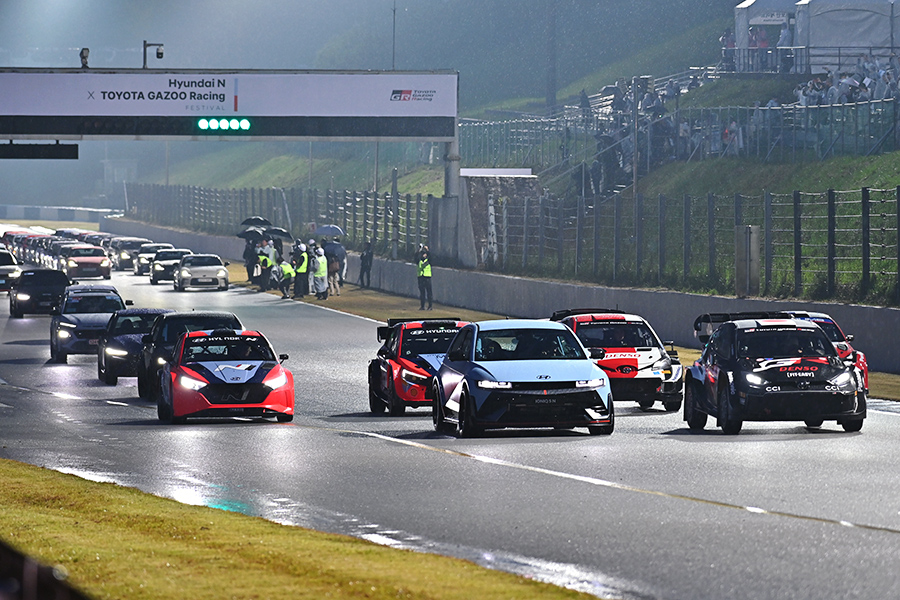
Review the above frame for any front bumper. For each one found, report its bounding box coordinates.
[104,352,141,377]
[57,328,105,354]
[172,382,295,419]
[472,387,612,430]
[737,388,864,421]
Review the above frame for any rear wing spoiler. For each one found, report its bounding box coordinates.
[377,318,463,342]
[693,311,791,344]
[549,308,624,321]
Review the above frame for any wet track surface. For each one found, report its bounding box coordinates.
[2,271,900,599]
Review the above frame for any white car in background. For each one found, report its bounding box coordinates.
[173,254,229,291]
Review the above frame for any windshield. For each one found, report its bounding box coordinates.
[112,314,160,335]
[20,271,69,286]
[0,253,16,266]
[161,317,241,343]
[574,322,659,348]
[69,247,105,257]
[63,295,125,314]
[183,256,222,267]
[400,328,460,357]
[475,328,585,361]
[183,335,275,362]
[736,329,835,359]
[155,251,189,261]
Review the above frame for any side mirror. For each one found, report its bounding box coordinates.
[590,348,606,360]
[845,334,854,342]
[223,261,230,267]
[141,335,152,344]
[376,326,391,342]
[447,349,466,362]
[279,353,289,363]
[125,299,134,306]
[50,307,60,315]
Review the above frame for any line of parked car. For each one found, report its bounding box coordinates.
[0,224,292,425]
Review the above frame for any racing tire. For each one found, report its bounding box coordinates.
[150,277,158,285]
[218,283,229,291]
[804,419,824,430]
[432,382,452,433]
[368,387,386,415]
[276,414,293,423]
[157,398,172,423]
[637,399,655,411]
[51,340,67,364]
[588,398,615,435]
[840,418,864,433]
[98,360,118,386]
[103,274,111,280]
[137,368,149,400]
[717,386,742,435]
[457,389,482,438]
[388,380,405,416]
[684,379,708,431]
[662,398,683,412]
[10,306,22,319]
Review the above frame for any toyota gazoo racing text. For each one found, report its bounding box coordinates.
[157,329,294,424]
[551,309,684,411]
[368,318,468,415]
[432,319,614,437]
[685,313,865,435]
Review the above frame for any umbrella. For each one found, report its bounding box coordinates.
[313,224,346,237]
[264,226,294,239]
[237,226,266,241]
[241,216,272,227]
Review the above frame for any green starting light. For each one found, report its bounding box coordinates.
[197,118,251,132]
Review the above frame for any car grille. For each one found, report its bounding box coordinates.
[509,381,581,392]
[190,277,219,286]
[73,329,103,340]
[201,383,270,405]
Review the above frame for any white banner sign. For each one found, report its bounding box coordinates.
[0,70,457,118]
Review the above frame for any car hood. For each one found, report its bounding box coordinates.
[70,257,105,264]
[596,347,665,373]
[182,266,223,274]
[60,313,114,328]
[745,357,845,383]
[413,353,446,374]
[106,334,145,353]
[478,359,604,383]
[185,360,276,384]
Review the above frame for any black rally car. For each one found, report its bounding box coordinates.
[684,313,865,435]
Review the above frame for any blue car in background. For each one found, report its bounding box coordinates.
[97,308,173,385]
[431,319,614,437]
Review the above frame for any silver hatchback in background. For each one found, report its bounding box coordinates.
[173,254,229,291]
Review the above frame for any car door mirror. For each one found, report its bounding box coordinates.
[279,353,289,363]
[447,349,466,362]
[590,348,606,360]
[141,334,151,344]
[845,334,854,342]
[125,299,134,306]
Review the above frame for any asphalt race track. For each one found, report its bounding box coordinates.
[2,270,900,599]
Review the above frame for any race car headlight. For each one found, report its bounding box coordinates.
[100,258,111,267]
[180,268,191,278]
[105,347,129,357]
[477,380,512,389]
[153,263,164,271]
[139,257,150,264]
[178,374,207,391]
[120,251,130,259]
[745,373,766,386]
[9,268,21,278]
[67,259,78,268]
[15,292,29,300]
[400,368,428,386]
[829,372,854,387]
[263,371,289,390]
[216,268,227,278]
[57,329,72,339]
[576,378,605,389]
[157,356,168,365]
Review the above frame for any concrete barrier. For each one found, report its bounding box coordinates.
[100,217,900,374]
[0,205,118,223]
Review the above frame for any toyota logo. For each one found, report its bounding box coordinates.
[618,365,635,374]
[797,381,810,390]
[537,375,551,379]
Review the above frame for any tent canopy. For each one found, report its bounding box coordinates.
[735,0,798,48]
[795,0,898,50]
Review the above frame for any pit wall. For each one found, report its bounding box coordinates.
[100,216,900,374]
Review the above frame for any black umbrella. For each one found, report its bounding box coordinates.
[313,224,346,237]
[241,216,272,227]
[237,226,266,240]
[264,226,294,239]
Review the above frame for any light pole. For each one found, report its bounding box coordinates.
[142,40,164,68]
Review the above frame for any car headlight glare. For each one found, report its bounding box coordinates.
[9,269,21,278]
[217,268,227,278]
[139,257,149,263]
[59,321,76,328]
[178,374,207,390]
[477,380,512,389]
[263,371,288,390]
[67,259,78,268]
[576,378,605,389]
[180,269,191,278]
[153,264,164,271]
[57,329,71,339]
[400,368,428,386]
[100,259,111,267]
[120,251,129,258]
[157,356,168,365]
[105,347,129,357]
[16,292,30,300]
[745,373,766,386]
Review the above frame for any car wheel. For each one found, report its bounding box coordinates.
[10,305,22,318]
[432,381,451,433]
[840,418,864,432]
[388,379,405,416]
[663,398,682,412]
[804,418,824,430]
[150,277,158,285]
[157,397,172,422]
[637,399,655,411]
[457,389,482,438]
[218,283,229,291]
[717,385,742,435]
[137,368,149,399]
[103,273,111,280]
[102,364,118,386]
[276,414,293,423]
[368,387,385,414]
[588,398,614,435]
[684,379,708,431]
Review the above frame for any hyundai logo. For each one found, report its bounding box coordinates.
[537,374,551,379]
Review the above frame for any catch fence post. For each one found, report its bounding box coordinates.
[683,194,691,283]
[614,194,621,281]
[862,187,870,295]
[635,193,643,280]
[827,189,836,297]
[896,186,900,304]
[557,196,564,273]
[659,194,666,284]
[538,192,546,267]
[523,195,530,270]
[793,190,802,297]
[764,190,773,293]
[708,192,716,282]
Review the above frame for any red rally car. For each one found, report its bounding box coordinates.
[368,318,469,415]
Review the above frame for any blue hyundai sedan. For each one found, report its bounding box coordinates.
[431,319,614,437]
